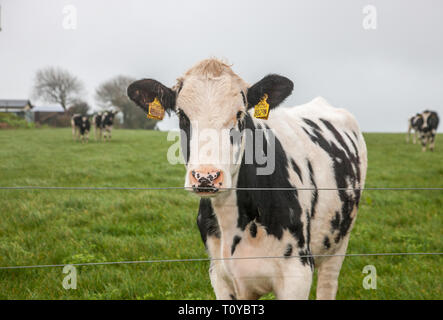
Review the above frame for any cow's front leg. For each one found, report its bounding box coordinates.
[274,261,313,300]
[209,260,236,300]
[206,236,236,300]
[421,134,428,152]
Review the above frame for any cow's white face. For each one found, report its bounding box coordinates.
[127,59,294,198]
[175,73,248,196]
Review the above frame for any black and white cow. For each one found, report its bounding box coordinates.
[71,114,91,143]
[418,110,439,152]
[406,113,424,144]
[92,112,104,141]
[93,110,118,142]
[128,59,367,300]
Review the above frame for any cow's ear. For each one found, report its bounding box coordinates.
[246,74,294,110]
[127,79,176,115]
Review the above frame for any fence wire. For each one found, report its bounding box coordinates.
[0,252,441,270]
[1,186,442,191]
[0,185,441,273]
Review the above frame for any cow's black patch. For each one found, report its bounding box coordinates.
[299,249,314,268]
[305,210,311,246]
[302,118,321,131]
[352,131,358,140]
[231,236,242,255]
[330,211,340,231]
[177,109,191,164]
[290,159,303,183]
[307,160,318,218]
[284,244,293,257]
[249,222,257,238]
[236,114,305,249]
[197,198,220,247]
[323,236,331,249]
[240,91,247,106]
[303,119,361,243]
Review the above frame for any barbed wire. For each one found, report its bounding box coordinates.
[0,252,441,270]
[0,186,442,191]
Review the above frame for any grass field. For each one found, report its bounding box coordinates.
[0,128,441,300]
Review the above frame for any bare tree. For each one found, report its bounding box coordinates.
[33,67,84,112]
[95,75,156,129]
[68,99,90,115]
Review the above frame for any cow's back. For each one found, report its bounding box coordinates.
[264,97,367,257]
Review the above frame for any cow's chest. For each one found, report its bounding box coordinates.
[207,221,294,296]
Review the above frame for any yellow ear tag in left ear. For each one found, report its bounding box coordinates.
[253,94,270,120]
[147,97,165,120]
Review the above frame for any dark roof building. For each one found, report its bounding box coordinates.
[0,99,34,112]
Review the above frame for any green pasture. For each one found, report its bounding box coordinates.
[0,129,441,299]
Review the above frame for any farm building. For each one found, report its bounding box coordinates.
[0,99,34,122]
[32,105,70,127]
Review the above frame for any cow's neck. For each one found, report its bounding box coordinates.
[230,113,303,241]
[211,190,239,230]
[209,113,296,240]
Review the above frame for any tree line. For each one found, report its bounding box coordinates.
[32,66,156,129]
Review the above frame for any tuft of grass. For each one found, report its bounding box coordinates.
[0,129,441,299]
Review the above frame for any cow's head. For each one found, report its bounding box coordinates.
[128,59,293,197]
[103,110,118,125]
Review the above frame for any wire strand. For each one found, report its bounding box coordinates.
[0,252,441,270]
[0,186,442,191]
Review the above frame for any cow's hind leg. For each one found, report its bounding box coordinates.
[429,130,436,151]
[316,234,350,300]
[205,237,236,300]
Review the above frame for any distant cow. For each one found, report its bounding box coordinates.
[92,112,103,141]
[418,110,439,151]
[406,113,423,144]
[128,59,367,300]
[71,114,91,143]
[93,110,118,142]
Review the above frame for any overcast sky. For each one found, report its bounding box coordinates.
[0,0,442,132]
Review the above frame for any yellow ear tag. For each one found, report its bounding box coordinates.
[147,97,165,120]
[253,94,270,120]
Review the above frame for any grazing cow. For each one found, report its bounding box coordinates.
[128,59,367,300]
[93,110,118,142]
[406,113,423,144]
[92,112,103,141]
[71,114,91,143]
[418,110,439,151]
